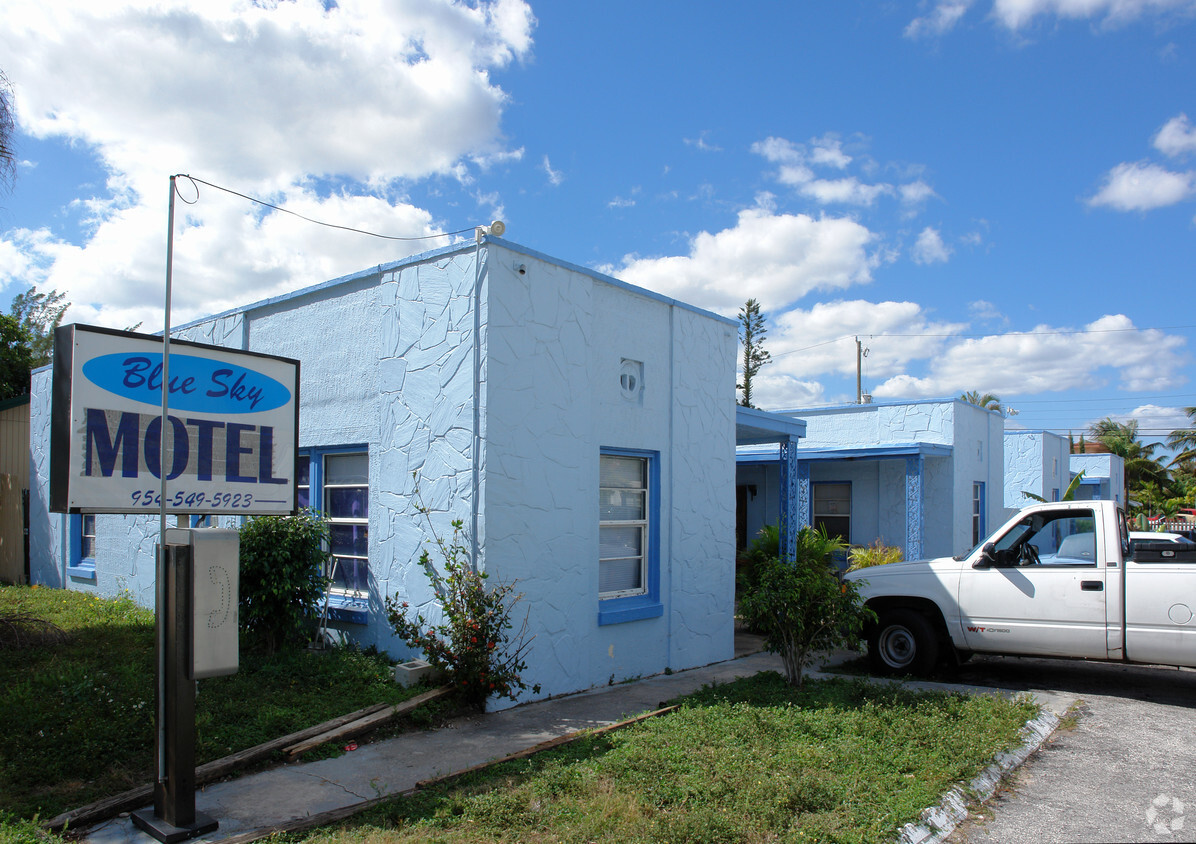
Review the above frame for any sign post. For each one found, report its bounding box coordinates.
[50,323,299,842]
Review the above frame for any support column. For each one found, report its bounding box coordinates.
[905,454,924,561]
[779,437,804,562]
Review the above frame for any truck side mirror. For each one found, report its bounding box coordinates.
[973,542,997,569]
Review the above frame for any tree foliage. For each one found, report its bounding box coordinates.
[1088,417,1170,504]
[737,525,873,688]
[0,69,15,194]
[959,390,1018,417]
[1021,470,1086,503]
[1167,406,1196,468]
[238,509,331,654]
[0,314,34,401]
[737,298,771,409]
[10,287,68,367]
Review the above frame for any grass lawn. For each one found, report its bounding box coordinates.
[0,585,449,822]
[295,673,1037,844]
[2,586,1040,844]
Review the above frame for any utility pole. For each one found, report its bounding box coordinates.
[856,337,862,404]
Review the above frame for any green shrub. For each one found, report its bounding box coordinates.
[386,488,538,711]
[738,525,873,688]
[736,523,779,599]
[238,509,331,653]
[846,539,903,571]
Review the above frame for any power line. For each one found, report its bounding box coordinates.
[173,174,479,243]
[773,324,1196,359]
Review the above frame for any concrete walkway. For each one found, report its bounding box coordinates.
[944,658,1196,844]
[80,647,1073,844]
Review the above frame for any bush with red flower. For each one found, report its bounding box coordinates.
[385,492,538,711]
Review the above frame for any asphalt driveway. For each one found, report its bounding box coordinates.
[944,656,1196,844]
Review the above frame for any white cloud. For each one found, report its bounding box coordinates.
[990,0,1196,30]
[1130,404,1192,440]
[543,155,564,186]
[767,300,965,383]
[905,0,975,38]
[606,206,878,315]
[801,178,893,206]
[0,0,535,326]
[911,227,952,264]
[1089,161,1196,211]
[752,134,932,209]
[1155,113,1196,158]
[871,314,1187,398]
[684,131,723,153]
[969,299,1008,323]
[899,180,937,205]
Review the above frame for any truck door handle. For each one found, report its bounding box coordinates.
[1081,581,1103,592]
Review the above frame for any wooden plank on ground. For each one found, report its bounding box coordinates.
[44,699,404,831]
[283,686,452,759]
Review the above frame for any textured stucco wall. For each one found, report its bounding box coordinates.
[481,248,735,699]
[794,400,953,449]
[28,367,61,589]
[948,403,1005,555]
[28,239,736,704]
[1004,431,1070,511]
[1070,453,1125,503]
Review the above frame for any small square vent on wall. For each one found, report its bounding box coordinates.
[620,358,644,403]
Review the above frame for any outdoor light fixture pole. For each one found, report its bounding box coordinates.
[131,175,218,843]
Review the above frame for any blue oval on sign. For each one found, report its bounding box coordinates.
[82,353,292,414]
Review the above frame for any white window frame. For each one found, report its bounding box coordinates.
[812,481,851,543]
[323,451,369,598]
[599,452,649,600]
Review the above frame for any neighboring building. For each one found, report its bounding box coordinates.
[28,237,740,704]
[0,395,30,584]
[1069,452,1125,505]
[737,398,1007,562]
[1003,430,1071,510]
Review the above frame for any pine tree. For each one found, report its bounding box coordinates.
[737,298,771,409]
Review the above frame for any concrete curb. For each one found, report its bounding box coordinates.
[897,707,1062,844]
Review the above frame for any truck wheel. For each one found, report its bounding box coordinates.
[868,609,940,676]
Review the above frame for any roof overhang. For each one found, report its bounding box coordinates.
[735,405,807,446]
[737,441,953,464]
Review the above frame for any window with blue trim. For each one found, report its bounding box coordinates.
[298,446,370,622]
[972,482,986,546]
[598,449,662,625]
[68,514,97,579]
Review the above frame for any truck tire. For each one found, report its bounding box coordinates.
[868,609,940,676]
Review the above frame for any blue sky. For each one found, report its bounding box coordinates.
[2,0,1195,445]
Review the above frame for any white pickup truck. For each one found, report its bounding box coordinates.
[844,500,1196,675]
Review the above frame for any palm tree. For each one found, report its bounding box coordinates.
[1166,406,1196,468]
[959,391,1018,417]
[0,69,15,193]
[1088,417,1171,507]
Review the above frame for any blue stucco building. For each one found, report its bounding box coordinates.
[737,398,1008,562]
[28,237,741,704]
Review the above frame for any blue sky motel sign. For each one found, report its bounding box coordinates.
[50,324,300,515]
